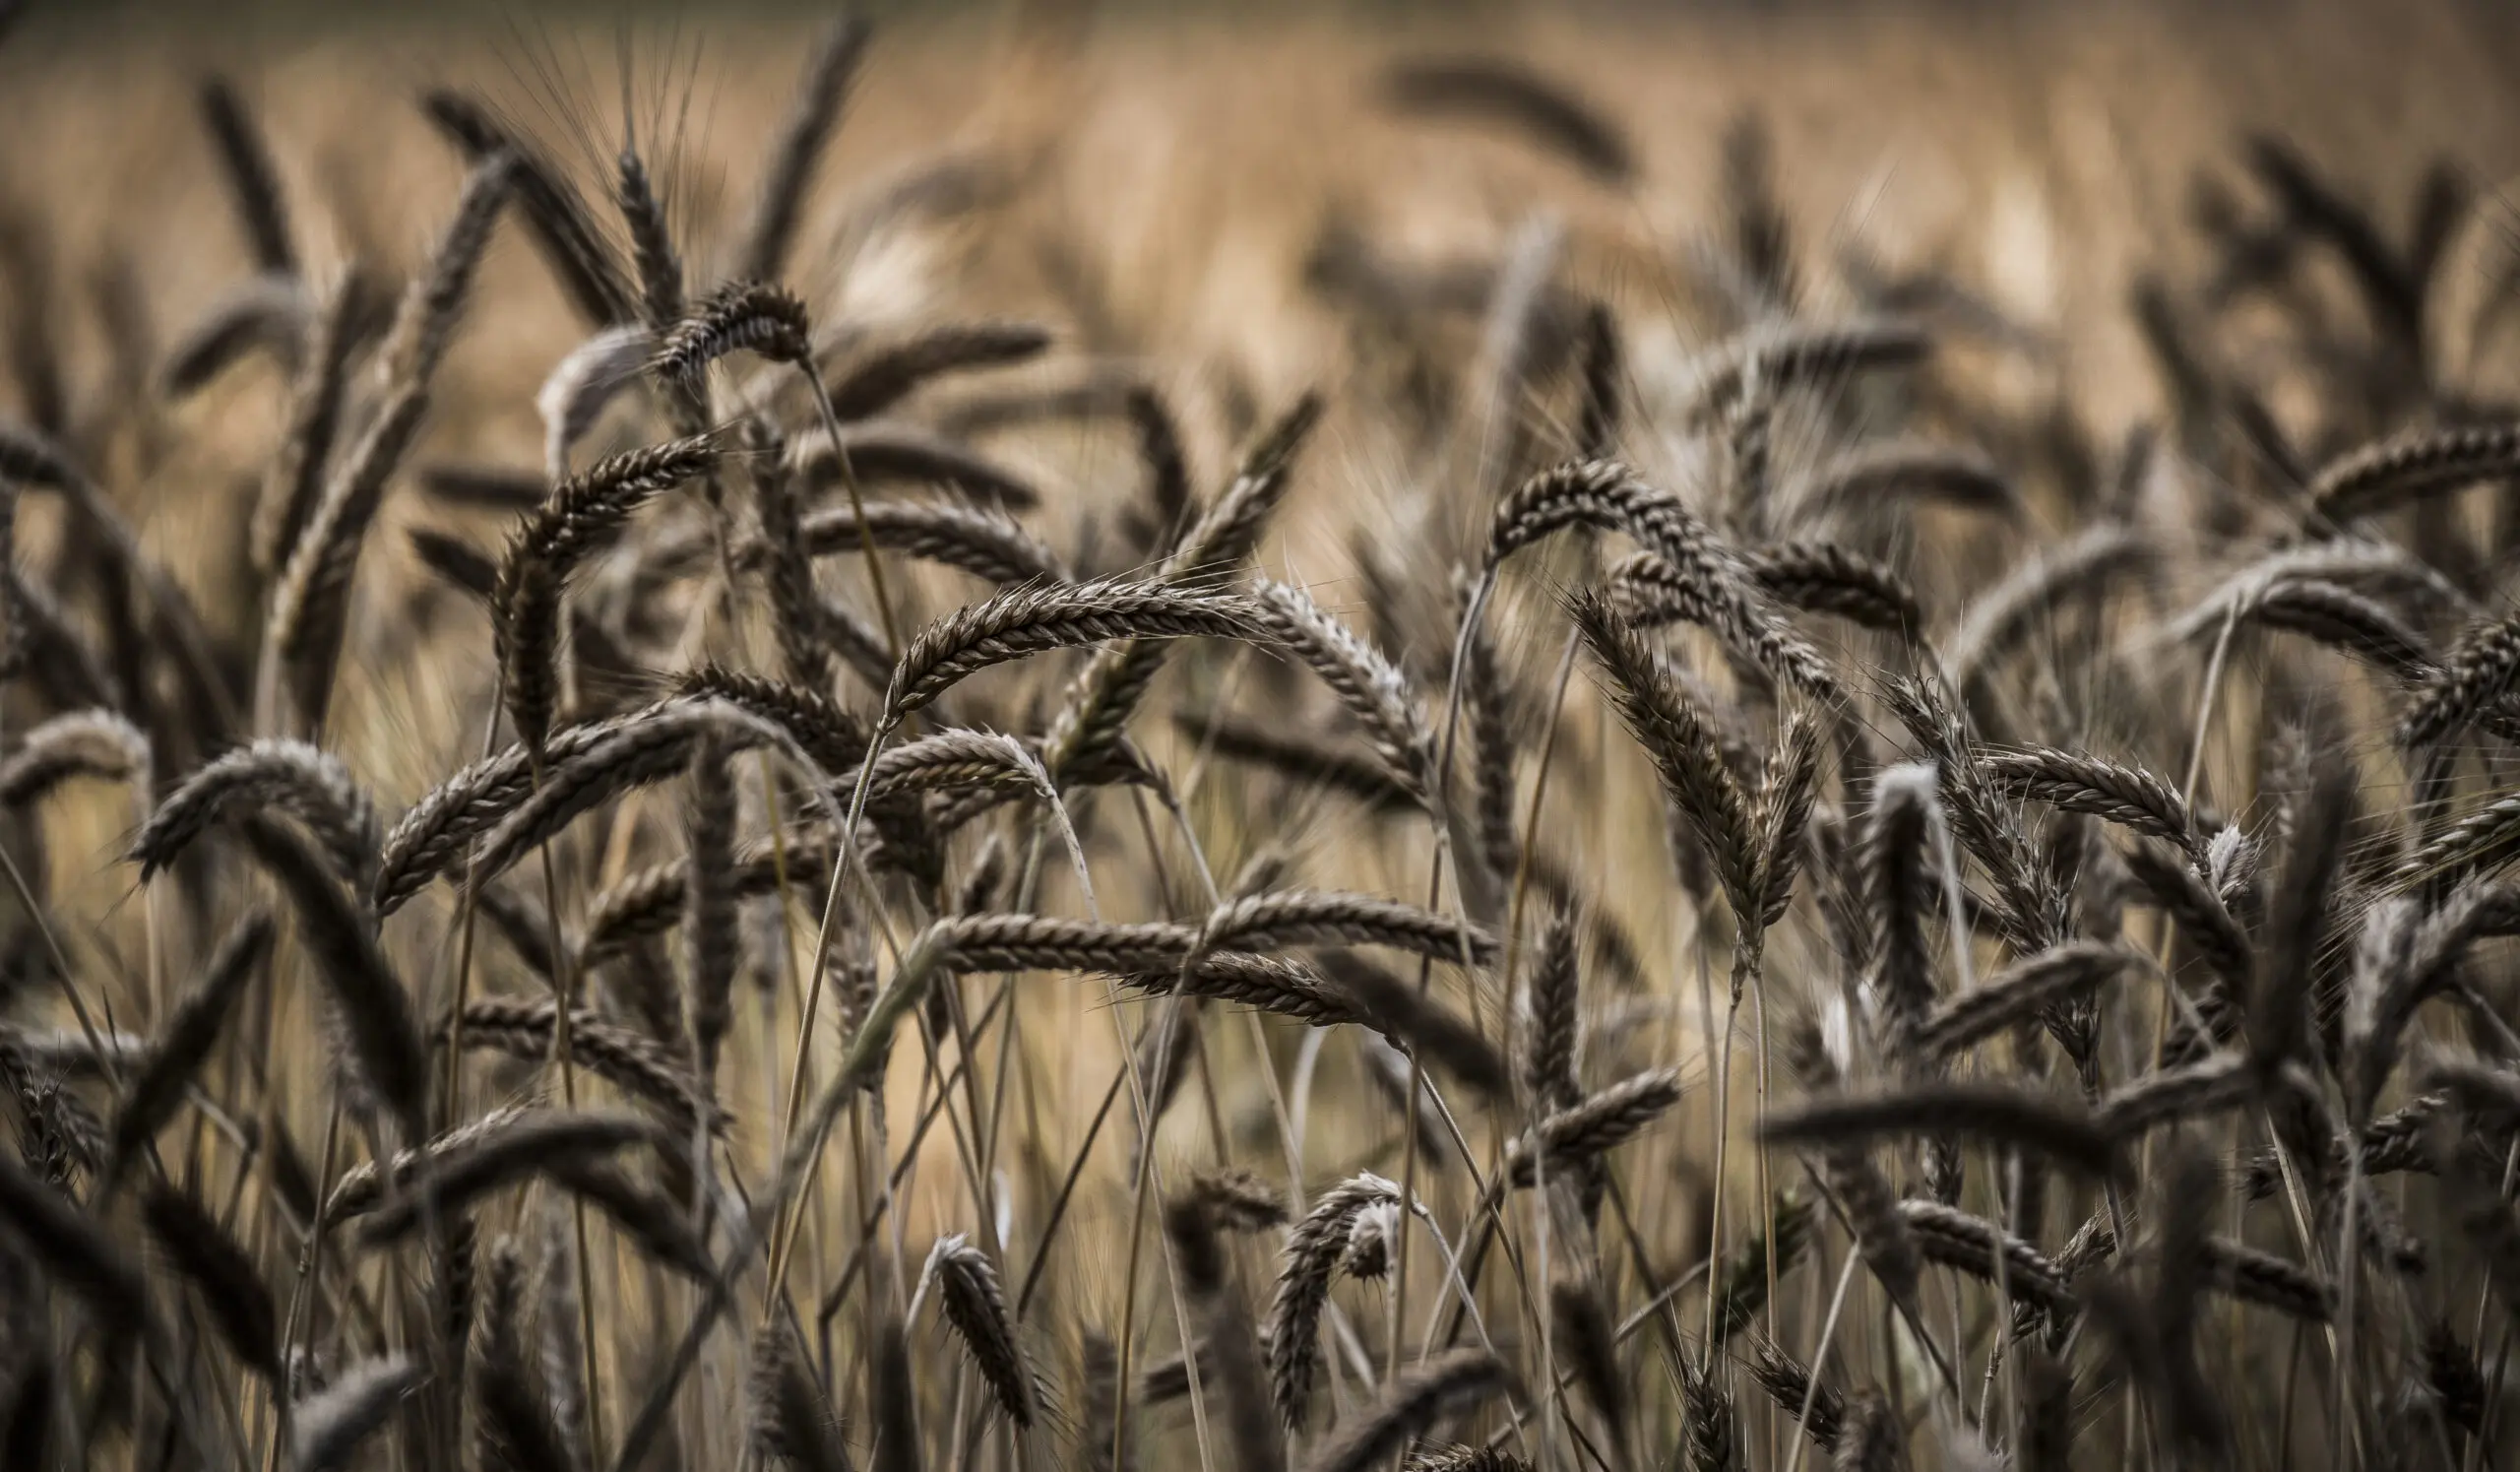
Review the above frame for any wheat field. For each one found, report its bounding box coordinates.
[1,2,2520,1469]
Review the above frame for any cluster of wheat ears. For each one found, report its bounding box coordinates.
[11,9,2520,1472]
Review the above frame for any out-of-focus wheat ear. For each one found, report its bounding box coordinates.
[1829,1389,1899,1472]
[1678,1355,1738,1472]
[1081,1330,1126,1472]
[197,75,295,275]
[922,1234,1035,1427]
[536,324,656,484]
[2398,607,2520,749]
[864,1279,922,1472]
[408,527,496,604]
[0,1352,48,1472]
[438,999,722,1140]
[1746,1334,1841,1450]
[237,816,426,1139]
[1802,436,2015,520]
[292,1353,422,1472]
[1268,1173,1401,1424]
[2245,135,2424,350]
[1782,1016,1922,1311]
[1863,762,1935,1043]
[1549,1280,1627,1455]
[160,271,310,399]
[1941,522,2152,688]
[4,567,115,711]
[140,1182,279,1381]
[1129,996,1201,1148]
[421,89,634,328]
[473,1240,571,1472]
[1188,1167,1288,1231]
[652,280,812,384]
[1300,1349,1514,1472]
[2015,1349,2074,1472]
[376,151,516,390]
[543,1158,712,1281]
[356,1110,658,1245]
[133,738,379,887]
[2422,1318,2487,1440]
[1709,1191,1813,1341]
[775,496,1072,588]
[0,707,148,808]
[736,12,872,285]
[1520,905,1581,1112]
[748,1316,851,1472]
[2248,748,2355,1086]
[1761,1079,2119,1179]
[1915,941,2142,1062]
[1719,110,1795,307]
[1166,1195,1285,1472]
[823,321,1053,421]
[682,735,739,1094]
[1377,54,1633,184]
[752,435,839,688]
[1572,299,1622,458]
[1457,599,1520,891]
[263,374,429,731]
[1121,383,1191,553]
[105,909,271,1177]
[252,267,373,578]
[614,147,682,334]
